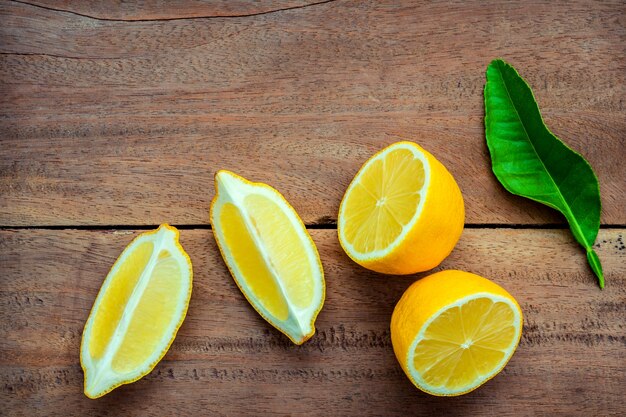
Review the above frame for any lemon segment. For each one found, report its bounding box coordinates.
[391,270,523,396]
[111,251,184,373]
[220,202,289,321]
[81,224,193,398]
[243,194,315,310]
[88,241,153,360]
[210,170,325,345]
[338,141,464,274]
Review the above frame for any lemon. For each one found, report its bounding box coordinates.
[338,141,464,274]
[391,270,523,396]
[81,224,193,398]
[210,170,325,345]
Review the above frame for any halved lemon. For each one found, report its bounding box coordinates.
[391,270,523,396]
[210,170,325,345]
[80,224,193,398]
[338,141,464,274]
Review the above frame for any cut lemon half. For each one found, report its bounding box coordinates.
[391,270,523,396]
[80,224,193,398]
[338,141,464,274]
[210,170,325,345]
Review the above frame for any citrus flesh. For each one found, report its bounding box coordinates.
[391,270,523,396]
[81,224,193,398]
[338,141,464,274]
[210,170,325,345]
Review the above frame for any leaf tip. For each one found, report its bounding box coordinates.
[586,249,605,289]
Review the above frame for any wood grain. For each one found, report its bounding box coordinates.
[1,0,624,226]
[17,0,332,20]
[1,228,624,416]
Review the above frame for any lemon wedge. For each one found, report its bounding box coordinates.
[80,224,192,398]
[210,170,325,345]
[391,270,523,396]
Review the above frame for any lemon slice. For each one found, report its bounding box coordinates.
[338,141,464,274]
[210,170,325,345]
[80,224,193,398]
[391,270,523,396]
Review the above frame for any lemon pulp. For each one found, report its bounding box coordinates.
[341,146,427,255]
[411,295,519,392]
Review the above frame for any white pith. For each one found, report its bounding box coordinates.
[81,226,191,398]
[211,171,324,342]
[338,142,431,261]
[407,293,522,395]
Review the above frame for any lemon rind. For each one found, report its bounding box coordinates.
[80,224,193,399]
[406,293,523,396]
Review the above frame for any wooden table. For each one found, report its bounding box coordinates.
[1,1,625,415]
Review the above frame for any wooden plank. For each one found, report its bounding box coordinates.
[19,0,328,20]
[1,1,624,226]
[1,228,624,415]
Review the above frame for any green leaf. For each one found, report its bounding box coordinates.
[484,59,604,288]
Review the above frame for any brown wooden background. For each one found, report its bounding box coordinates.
[1,1,625,415]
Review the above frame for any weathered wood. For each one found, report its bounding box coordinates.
[1,0,624,226]
[2,1,625,415]
[1,228,624,415]
[19,0,328,20]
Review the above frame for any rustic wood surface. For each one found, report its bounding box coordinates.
[1,0,625,416]
[15,0,332,20]
[1,229,625,416]
[1,0,625,226]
